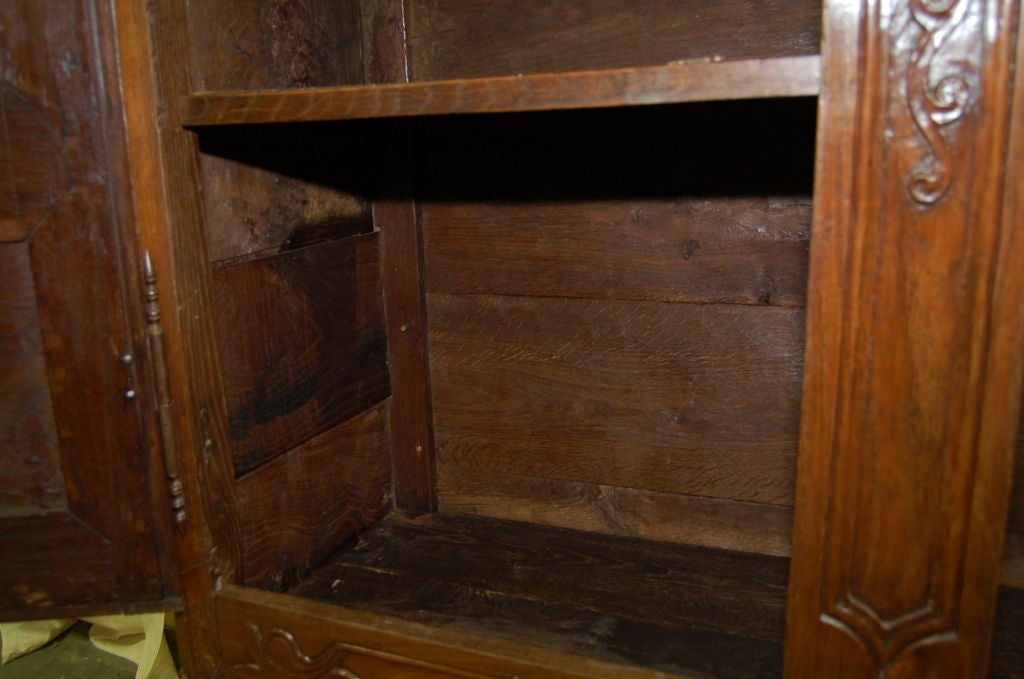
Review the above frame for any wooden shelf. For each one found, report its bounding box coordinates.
[183,55,820,127]
[290,513,789,678]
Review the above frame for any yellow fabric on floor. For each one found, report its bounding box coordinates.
[0,619,74,664]
[0,614,178,679]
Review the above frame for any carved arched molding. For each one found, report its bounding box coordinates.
[226,624,363,679]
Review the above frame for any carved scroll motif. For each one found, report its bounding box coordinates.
[905,0,974,206]
[227,624,362,678]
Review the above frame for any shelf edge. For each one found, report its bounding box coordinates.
[183,55,821,127]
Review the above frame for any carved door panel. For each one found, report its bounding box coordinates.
[0,0,174,617]
[785,0,1024,677]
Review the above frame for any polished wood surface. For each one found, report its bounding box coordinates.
[0,0,173,618]
[785,1,1024,677]
[183,56,821,127]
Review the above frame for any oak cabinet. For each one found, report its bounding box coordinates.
[2,1,1023,677]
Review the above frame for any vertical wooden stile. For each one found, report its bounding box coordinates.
[785,1,1024,676]
[364,0,438,514]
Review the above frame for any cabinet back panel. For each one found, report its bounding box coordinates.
[424,198,810,306]
[420,103,811,553]
[429,294,803,504]
[211,234,389,476]
[407,0,822,81]
[186,0,364,91]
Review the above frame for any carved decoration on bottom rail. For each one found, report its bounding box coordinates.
[226,624,363,678]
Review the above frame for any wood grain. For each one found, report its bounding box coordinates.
[429,293,804,505]
[185,0,364,92]
[407,0,821,80]
[784,1,1024,676]
[211,234,389,475]
[0,83,64,242]
[0,0,169,618]
[437,464,793,557]
[296,560,783,678]
[119,1,245,673]
[0,243,62,514]
[235,404,390,592]
[198,125,374,263]
[219,585,677,679]
[303,514,789,644]
[365,3,438,515]
[183,56,821,126]
[423,198,811,305]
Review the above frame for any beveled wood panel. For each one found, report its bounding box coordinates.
[235,404,390,592]
[429,293,804,505]
[211,234,389,475]
[784,1,1024,676]
[423,198,811,305]
[0,243,62,514]
[406,0,821,80]
[0,0,170,618]
[183,56,821,126]
[438,464,793,557]
[0,83,63,242]
[185,0,364,92]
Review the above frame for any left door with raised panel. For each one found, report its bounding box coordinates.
[0,0,176,618]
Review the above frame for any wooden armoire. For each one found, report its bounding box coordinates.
[2,1,1023,677]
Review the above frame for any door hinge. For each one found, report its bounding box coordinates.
[143,251,186,527]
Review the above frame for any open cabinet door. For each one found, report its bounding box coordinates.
[0,0,178,619]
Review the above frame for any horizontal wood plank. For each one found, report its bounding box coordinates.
[183,56,820,126]
[296,561,782,678]
[408,0,821,80]
[185,0,365,92]
[423,198,811,305]
[428,293,804,505]
[437,464,793,557]
[303,514,789,643]
[211,234,389,474]
[235,404,391,591]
